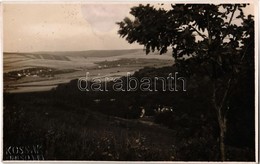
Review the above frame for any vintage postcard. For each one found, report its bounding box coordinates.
[1,0,258,163]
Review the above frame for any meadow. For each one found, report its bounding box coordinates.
[3,50,255,161]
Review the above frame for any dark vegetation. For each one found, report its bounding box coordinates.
[3,3,255,162]
[4,60,254,161]
[117,3,255,161]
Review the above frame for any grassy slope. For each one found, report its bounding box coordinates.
[4,91,178,160]
[3,62,255,161]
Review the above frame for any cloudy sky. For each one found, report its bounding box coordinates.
[3,3,254,52]
[3,3,143,52]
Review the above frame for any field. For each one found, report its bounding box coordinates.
[4,50,173,93]
[4,91,179,160]
[3,49,255,161]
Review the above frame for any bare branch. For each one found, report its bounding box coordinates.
[190,26,207,39]
[206,11,212,46]
[228,5,238,25]
[219,78,233,112]
[221,5,238,41]
[212,81,223,128]
[240,40,253,62]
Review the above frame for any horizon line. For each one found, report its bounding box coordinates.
[3,48,146,54]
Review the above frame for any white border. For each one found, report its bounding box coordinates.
[1,1,4,164]
[0,0,257,4]
[0,0,258,164]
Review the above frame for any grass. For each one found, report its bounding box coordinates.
[4,92,177,160]
[3,63,255,161]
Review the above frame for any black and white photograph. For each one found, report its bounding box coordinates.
[2,1,258,162]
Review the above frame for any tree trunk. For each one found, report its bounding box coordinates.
[219,122,226,161]
[212,81,228,161]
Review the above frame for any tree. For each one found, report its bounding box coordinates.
[117,4,254,161]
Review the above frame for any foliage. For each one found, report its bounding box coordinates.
[117,4,255,161]
[117,4,254,78]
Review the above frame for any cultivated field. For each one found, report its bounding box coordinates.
[4,49,173,93]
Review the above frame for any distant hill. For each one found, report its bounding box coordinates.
[4,49,172,58]
[3,49,173,73]
[35,49,144,57]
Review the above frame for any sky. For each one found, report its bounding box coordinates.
[3,3,255,52]
[3,3,144,52]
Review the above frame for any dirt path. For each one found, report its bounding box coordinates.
[100,113,176,136]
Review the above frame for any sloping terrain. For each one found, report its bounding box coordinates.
[4,50,173,93]
[3,64,255,161]
[4,91,178,160]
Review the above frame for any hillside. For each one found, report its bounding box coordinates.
[3,63,255,161]
[4,49,173,93]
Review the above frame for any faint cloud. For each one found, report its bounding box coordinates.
[81,4,131,33]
